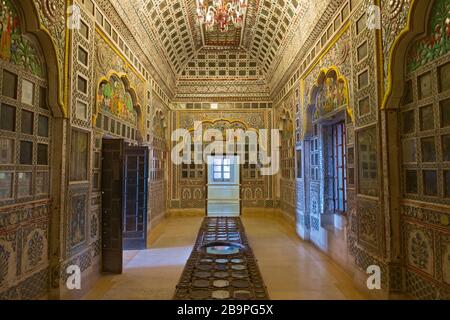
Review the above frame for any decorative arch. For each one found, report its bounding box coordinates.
[308,67,351,121]
[382,0,434,109]
[187,119,260,140]
[190,119,251,132]
[7,0,65,117]
[94,72,144,137]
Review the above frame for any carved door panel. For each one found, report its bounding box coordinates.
[123,145,148,250]
[101,139,123,274]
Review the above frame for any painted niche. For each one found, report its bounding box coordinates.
[407,0,450,72]
[0,0,44,77]
[310,69,349,119]
[97,75,138,125]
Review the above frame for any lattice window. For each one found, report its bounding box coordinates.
[310,124,320,181]
[400,56,450,202]
[212,157,232,182]
[332,121,347,213]
[0,65,51,204]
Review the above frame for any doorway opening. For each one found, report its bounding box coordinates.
[206,155,241,217]
[100,138,149,274]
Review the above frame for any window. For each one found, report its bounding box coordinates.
[358,127,378,197]
[332,122,347,213]
[296,149,302,179]
[78,46,88,66]
[2,70,17,99]
[70,129,89,181]
[21,79,34,105]
[212,157,231,182]
[310,124,320,181]
[0,33,51,203]
[0,103,16,131]
[79,20,89,39]
[77,75,88,94]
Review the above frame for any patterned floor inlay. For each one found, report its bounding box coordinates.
[174,217,269,300]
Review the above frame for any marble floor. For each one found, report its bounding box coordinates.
[83,215,369,300]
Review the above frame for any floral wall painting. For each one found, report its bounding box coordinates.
[0,0,44,77]
[407,0,450,72]
[309,68,350,120]
[69,194,87,250]
[97,75,137,125]
[407,228,434,276]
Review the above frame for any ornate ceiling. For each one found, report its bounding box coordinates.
[109,0,330,100]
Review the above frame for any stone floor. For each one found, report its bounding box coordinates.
[83,215,369,300]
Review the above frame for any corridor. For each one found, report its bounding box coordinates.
[84,215,368,300]
[0,0,448,301]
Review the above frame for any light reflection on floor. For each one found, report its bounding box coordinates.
[84,215,369,300]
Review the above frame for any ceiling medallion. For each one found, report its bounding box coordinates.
[196,0,247,32]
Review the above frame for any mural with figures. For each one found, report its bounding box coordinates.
[0,0,44,77]
[311,69,348,118]
[407,0,450,72]
[97,75,137,124]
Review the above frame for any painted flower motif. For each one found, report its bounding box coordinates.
[27,232,44,268]
[407,0,450,72]
[410,232,429,270]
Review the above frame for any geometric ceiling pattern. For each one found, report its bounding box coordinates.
[108,0,330,99]
[247,0,307,74]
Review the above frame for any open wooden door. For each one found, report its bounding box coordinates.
[123,145,149,250]
[101,140,149,273]
[101,139,123,274]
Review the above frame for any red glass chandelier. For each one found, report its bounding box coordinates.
[196,0,248,32]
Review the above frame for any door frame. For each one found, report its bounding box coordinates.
[100,138,149,274]
[205,154,242,216]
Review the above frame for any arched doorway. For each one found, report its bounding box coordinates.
[94,74,149,273]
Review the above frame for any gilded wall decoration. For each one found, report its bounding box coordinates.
[406,0,450,72]
[97,75,138,124]
[381,0,411,91]
[171,109,273,209]
[309,68,350,119]
[94,33,145,107]
[32,0,66,101]
[0,1,44,77]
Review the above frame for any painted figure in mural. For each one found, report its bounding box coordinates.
[0,0,43,76]
[0,5,15,61]
[97,76,137,124]
[315,72,347,117]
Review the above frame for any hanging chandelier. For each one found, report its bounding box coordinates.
[196,0,248,32]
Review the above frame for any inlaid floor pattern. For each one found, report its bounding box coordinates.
[173,217,269,300]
